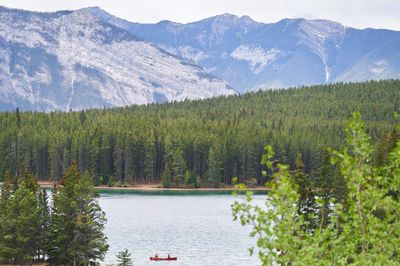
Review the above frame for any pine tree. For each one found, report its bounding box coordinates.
[374,128,399,166]
[0,171,12,208]
[14,107,21,177]
[291,153,316,230]
[22,169,39,193]
[116,249,133,266]
[314,150,335,229]
[162,138,174,188]
[162,164,172,188]
[48,162,108,265]
[171,147,187,187]
[208,143,224,186]
[144,131,156,183]
[0,180,40,264]
[0,172,12,263]
[37,189,51,261]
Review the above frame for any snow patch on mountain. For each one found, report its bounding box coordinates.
[160,45,209,63]
[231,46,281,74]
[297,19,346,83]
[370,60,389,74]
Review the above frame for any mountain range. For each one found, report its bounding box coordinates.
[0,6,399,110]
[93,7,400,92]
[0,6,234,111]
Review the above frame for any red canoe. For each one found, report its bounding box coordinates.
[150,256,177,261]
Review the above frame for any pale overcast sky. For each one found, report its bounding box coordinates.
[0,0,399,30]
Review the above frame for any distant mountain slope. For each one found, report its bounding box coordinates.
[0,6,235,111]
[88,7,400,92]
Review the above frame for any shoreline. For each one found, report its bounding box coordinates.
[36,181,269,192]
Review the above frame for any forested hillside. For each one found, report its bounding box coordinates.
[0,80,399,187]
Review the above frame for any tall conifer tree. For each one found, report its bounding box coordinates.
[49,162,108,265]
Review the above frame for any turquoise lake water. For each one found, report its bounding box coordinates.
[99,191,265,266]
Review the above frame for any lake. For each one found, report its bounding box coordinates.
[99,191,266,266]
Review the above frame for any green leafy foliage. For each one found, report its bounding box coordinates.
[232,112,400,265]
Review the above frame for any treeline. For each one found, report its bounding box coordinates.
[0,163,108,265]
[0,80,399,187]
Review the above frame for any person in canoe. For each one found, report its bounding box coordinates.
[150,254,177,261]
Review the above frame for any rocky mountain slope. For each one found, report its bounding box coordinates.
[89,7,400,92]
[1,6,399,111]
[0,6,235,111]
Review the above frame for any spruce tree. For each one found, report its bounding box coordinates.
[144,131,155,182]
[0,172,12,263]
[0,180,40,264]
[37,189,51,261]
[116,249,133,266]
[162,138,174,188]
[208,143,224,186]
[374,128,400,166]
[291,153,316,230]
[49,162,108,265]
[171,147,186,187]
[315,150,335,229]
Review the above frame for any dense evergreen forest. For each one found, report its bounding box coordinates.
[0,80,399,187]
[0,164,108,265]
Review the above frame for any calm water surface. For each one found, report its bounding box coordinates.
[99,192,265,266]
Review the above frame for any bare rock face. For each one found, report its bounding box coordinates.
[1,5,399,111]
[120,12,400,92]
[0,6,235,111]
